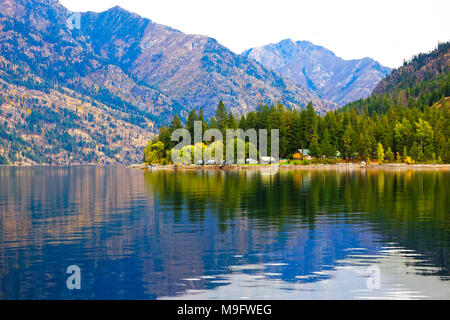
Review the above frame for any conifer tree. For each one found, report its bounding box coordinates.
[227,111,238,129]
[342,124,355,160]
[377,142,385,163]
[185,109,198,139]
[215,100,228,135]
[385,147,394,162]
[198,108,208,133]
[309,135,322,158]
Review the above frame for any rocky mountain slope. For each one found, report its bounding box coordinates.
[0,0,334,117]
[345,41,449,114]
[78,6,335,117]
[242,39,392,106]
[0,56,153,165]
[373,42,449,95]
[0,0,335,164]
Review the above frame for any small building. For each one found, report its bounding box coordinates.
[259,156,277,164]
[330,151,341,159]
[296,149,312,160]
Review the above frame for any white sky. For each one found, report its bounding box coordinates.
[60,0,450,68]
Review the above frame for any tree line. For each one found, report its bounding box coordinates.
[144,97,449,164]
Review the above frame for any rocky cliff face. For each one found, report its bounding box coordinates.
[242,39,392,106]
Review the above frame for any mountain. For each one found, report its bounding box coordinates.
[78,6,335,117]
[345,41,449,114]
[0,0,334,165]
[372,42,449,95]
[242,39,392,106]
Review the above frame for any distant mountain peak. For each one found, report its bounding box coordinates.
[109,5,126,11]
[242,39,391,105]
[104,4,143,19]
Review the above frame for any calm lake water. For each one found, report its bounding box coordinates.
[0,166,449,299]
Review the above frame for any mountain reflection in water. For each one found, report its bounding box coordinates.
[0,166,448,299]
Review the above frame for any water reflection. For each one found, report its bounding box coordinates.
[0,167,448,299]
[163,245,450,300]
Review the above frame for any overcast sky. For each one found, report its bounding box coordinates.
[60,0,449,68]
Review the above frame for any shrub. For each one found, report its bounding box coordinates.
[404,156,414,164]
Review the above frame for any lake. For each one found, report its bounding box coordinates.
[0,166,449,299]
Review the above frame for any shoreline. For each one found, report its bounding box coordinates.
[2,163,449,171]
[136,163,450,171]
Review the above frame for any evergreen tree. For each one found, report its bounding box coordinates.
[309,135,321,157]
[215,100,228,135]
[185,109,198,139]
[320,129,336,158]
[158,125,171,151]
[168,114,183,149]
[415,118,433,153]
[409,142,420,161]
[385,147,394,162]
[227,111,238,129]
[169,114,182,132]
[298,109,307,153]
[208,117,217,130]
[358,127,371,160]
[198,108,208,133]
[304,102,318,146]
[377,142,385,163]
[342,124,355,160]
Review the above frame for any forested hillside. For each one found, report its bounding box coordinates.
[147,43,450,164]
[346,42,449,114]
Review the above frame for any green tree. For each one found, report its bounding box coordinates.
[308,135,321,158]
[320,129,336,158]
[342,124,355,160]
[169,114,182,132]
[415,118,433,156]
[215,100,228,136]
[394,119,412,156]
[185,109,198,139]
[143,141,165,164]
[198,108,208,133]
[305,102,318,146]
[157,125,171,151]
[377,142,385,164]
[168,114,183,149]
[227,111,238,129]
[385,147,394,162]
[358,127,371,160]
[409,142,420,161]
